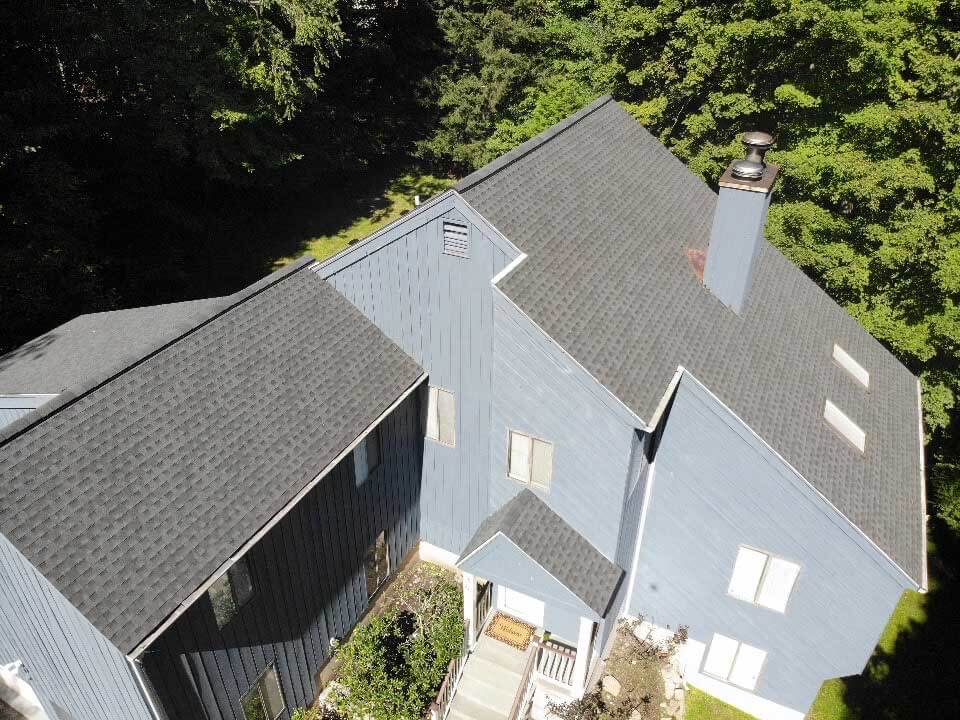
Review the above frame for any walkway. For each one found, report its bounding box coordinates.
[447,633,528,720]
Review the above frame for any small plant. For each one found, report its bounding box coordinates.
[290,706,343,720]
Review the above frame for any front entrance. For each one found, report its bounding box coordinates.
[500,587,545,627]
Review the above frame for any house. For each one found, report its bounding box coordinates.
[0,97,925,720]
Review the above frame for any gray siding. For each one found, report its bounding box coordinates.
[0,533,152,720]
[143,392,424,720]
[491,292,638,560]
[463,535,597,620]
[629,376,909,711]
[317,196,514,554]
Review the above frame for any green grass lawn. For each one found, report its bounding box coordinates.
[686,687,757,719]
[271,168,454,269]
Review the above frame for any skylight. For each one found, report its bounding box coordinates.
[824,399,866,452]
[833,344,869,388]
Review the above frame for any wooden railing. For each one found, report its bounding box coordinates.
[428,629,469,720]
[536,638,577,686]
[507,637,578,720]
[475,580,493,641]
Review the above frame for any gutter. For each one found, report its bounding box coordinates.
[127,371,428,659]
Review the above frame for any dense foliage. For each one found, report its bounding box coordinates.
[330,570,463,720]
[2,1,959,526]
[421,0,960,533]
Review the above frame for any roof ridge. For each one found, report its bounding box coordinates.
[0,256,317,446]
[454,95,615,193]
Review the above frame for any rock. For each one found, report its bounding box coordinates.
[602,674,622,697]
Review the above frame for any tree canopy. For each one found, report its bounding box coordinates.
[2,0,959,526]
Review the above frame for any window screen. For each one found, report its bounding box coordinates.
[508,430,554,491]
[241,666,285,720]
[702,634,767,691]
[426,386,456,447]
[209,557,254,629]
[727,546,800,613]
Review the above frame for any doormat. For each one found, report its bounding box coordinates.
[485,612,535,650]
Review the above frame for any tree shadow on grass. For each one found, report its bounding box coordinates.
[832,520,960,719]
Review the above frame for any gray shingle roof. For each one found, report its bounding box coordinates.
[460,490,624,616]
[0,259,424,653]
[0,298,226,394]
[457,97,925,585]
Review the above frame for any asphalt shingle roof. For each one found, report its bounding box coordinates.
[460,490,624,616]
[0,298,226,395]
[0,259,424,653]
[457,97,925,585]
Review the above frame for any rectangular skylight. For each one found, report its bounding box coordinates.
[824,399,866,452]
[833,344,870,388]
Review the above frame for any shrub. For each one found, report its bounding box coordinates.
[331,569,463,720]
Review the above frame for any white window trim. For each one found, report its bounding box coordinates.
[823,399,866,452]
[507,429,554,491]
[702,633,767,691]
[832,343,870,389]
[727,545,800,614]
[426,385,457,448]
[241,665,285,720]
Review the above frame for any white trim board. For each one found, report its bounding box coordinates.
[129,373,428,658]
[417,541,460,571]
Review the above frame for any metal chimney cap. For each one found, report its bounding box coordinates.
[742,131,774,149]
[730,159,765,180]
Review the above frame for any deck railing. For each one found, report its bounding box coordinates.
[475,581,493,641]
[507,637,578,720]
[535,638,577,686]
[428,629,469,720]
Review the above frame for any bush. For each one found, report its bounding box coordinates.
[330,569,463,720]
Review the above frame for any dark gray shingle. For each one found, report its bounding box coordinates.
[458,97,925,585]
[460,490,624,616]
[0,260,424,653]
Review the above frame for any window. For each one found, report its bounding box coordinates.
[426,386,456,447]
[824,399,866,452]
[353,427,382,485]
[727,546,800,613]
[365,531,390,600]
[443,221,469,258]
[702,633,767,690]
[833,344,869,388]
[208,557,254,629]
[241,666,285,720]
[508,430,554,491]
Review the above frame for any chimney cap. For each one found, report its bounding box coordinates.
[730,159,765,180]
[742,131,774,150]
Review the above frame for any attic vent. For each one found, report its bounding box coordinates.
[824,399,865,452]
[833,344,869,388]
[443,221,469,258]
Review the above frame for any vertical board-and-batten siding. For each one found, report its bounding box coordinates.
[143,392,423,720]
[316,195,515,554]
[629,376,910,711]
[0,533,153,720]
[490,291,639,560]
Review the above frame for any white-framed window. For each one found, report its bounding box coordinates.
[832,344,870,388]
[727,546,800,613]
[426,386,456,447]
[508,430,554,491]
[364,531,390,600]
[353,426,382,485]
[240,665,285,720]
[823,399,866,452]
[702,633,767,690]
[208,557,254,629]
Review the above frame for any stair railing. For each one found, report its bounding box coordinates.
[428,628,469,720]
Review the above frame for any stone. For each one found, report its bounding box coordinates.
[602,674,622,697]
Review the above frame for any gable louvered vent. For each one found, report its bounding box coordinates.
[443,221,469,258]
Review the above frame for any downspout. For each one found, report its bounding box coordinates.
[126,656,165,720]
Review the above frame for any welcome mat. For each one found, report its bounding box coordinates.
[485,612,535,650]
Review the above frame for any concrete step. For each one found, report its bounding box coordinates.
[456,658,520,712]
[448,693,510,720]
[473,638,528,673]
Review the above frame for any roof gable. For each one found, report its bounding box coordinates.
[457,97,925,585]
